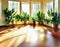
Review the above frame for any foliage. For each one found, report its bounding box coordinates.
[15,14,22,23]
[32,17,37,21]
[52,13,60,25]
[37,11,45,22]
[45,18,52,24]
[47,9,53,16]
[21,12,29,21]
[4,8,17,24]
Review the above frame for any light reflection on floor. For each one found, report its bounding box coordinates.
[18,25,60,47]
[25,25,45,43]
[0,25,60,47]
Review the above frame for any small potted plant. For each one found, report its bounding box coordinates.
[51,13,60,38]
[32,17,36,27]
[37,11,45,25]
[52,13,60,31]
[15,14,21,24]
[21,11,29,25]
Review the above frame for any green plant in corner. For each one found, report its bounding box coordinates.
[4,8,17,24]
[52,13,60,30]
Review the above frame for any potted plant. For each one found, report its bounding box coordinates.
[32,17,36,27]
[52,13,60,31]
[37,11,45,25]
[51,13,60,38]
[21,12,29,25]
[15,14,21,24]
[4,8,17,27]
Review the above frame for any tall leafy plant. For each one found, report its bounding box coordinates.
[37,11,45,25]
[21,11,29,25]
[21,12,29,21]
[15,14,22,23]
[52,13,60,30]
[4,8,17,24]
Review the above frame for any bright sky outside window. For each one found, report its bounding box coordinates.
[22,2,30,15]
[46,2,53,12]
[55,0,58,13]
[32,3,40,17]
[8,1,20,14]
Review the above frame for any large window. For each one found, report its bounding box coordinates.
[22,2,30,15]
[8,1,20,14]
[32,3,40,17]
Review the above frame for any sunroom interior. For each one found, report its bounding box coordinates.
[0,0,60,47]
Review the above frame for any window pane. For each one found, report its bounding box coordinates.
[22,2,30,15]
[55,0,58,13]
[46,2,53,12]
[8,1,20,14]
[32,3,40,17]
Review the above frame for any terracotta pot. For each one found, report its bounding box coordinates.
[33,21,36,27]
[11,20,14,28]
[38,22,43,25]
[54,24,58,32]
[38,22,41,25]
[40,22,43,25]
[24,21,26,26]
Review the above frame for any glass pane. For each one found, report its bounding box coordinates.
[8,1,20,14]
[22,2,30,15]
[32,3,40,17]
[55,0,58,13]
[46,2,53,12]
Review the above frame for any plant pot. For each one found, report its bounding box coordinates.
[40,22,43,25]
[54,24,58,32]
[33,21,36,27]
[38,22,41,25]
[11,20,14,28]
[52,24,60,39]
[38,22,43,25]
[24,21,26,26]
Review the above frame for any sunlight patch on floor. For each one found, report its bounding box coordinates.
[25,25,45,44]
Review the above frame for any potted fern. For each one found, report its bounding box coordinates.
[52,13,60,31]
[32,17,36,27]
[21,12,29,25]
[4,8,17,27]
[37,11,45,25]
[15,14,22,24]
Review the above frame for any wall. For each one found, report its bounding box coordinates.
[0,0,8,26]
[0,0,2,25]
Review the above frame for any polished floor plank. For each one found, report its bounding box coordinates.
[0,25,60,47]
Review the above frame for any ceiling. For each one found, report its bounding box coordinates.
[9,0,53,2]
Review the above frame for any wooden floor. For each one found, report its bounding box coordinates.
[0,25,60,47]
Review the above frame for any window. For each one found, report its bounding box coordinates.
[8,1,20,14]
[22,2,30,15]
[32,3,40,17]
[55,0,58,13]
[46,2,53,12]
